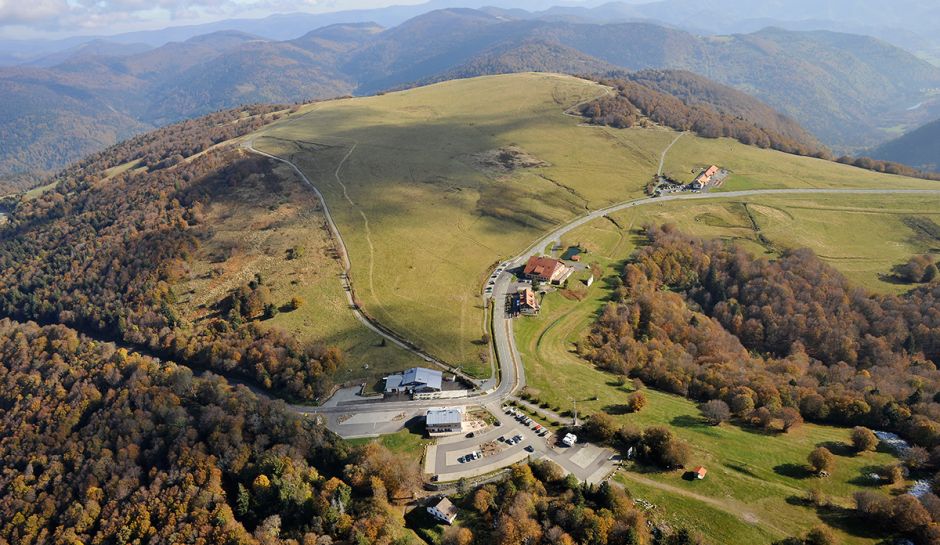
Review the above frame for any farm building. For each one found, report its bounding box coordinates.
[523,255,573,284]
[425,407,464,435]
[427,496,458,524]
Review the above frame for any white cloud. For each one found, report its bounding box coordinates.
[0,0,439,37]
[0,0,70,24]
[0,0,338,33]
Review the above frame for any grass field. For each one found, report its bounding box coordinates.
[347,426,431,460]
[560,194,940,293]
[172,153,423,383]
[510,192,940,544]
[248,73,938,375]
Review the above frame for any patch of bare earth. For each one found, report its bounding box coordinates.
[468,146,548,177]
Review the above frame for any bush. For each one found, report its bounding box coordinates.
[626,391,647,413]
[808,447,835,475]
[288,296,305,311]
[851,427,878,452]
[804,525,837,545]
[584,413,618,442]
[700,399,731,425]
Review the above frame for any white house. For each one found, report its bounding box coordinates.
[427,496,458,524]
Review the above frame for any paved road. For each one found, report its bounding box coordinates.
[247,132,940,480]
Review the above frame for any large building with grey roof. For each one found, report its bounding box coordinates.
[384,367,443,395]
[425,407,464,435]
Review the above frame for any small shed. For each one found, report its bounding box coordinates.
[693,466,707,480]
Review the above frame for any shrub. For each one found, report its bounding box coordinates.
[700,399,731,425]
[851,427,878,452]
[627,391,647,413]
[808,447,835,475]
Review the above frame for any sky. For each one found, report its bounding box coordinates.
[0,0,431,39]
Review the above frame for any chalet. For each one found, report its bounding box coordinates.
[428,496,458,524]
[523,255,573,284]
[385,367,443,394]
[692,466,707,480]
[425,407,464,435]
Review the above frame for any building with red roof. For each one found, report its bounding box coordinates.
[523,255,573,284]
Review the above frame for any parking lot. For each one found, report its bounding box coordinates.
[425,402,619,484]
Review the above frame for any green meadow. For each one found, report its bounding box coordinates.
[248,73,937,375]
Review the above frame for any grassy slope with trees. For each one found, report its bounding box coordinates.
[514,193,940,545]
[249,72,938,374]
[0,106,359,401]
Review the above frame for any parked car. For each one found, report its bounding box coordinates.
[466,431,475,438]
[524,445,535,453]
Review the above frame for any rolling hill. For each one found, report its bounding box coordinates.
[245,73,938,369]
[870,117,940,172]
[3,8,940,186]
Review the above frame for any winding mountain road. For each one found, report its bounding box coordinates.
[246,130,940,419]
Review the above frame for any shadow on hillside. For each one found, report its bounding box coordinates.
[847,465,888,487]
[773,463,812,480]
[816,440,854,457]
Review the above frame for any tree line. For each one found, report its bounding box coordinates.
[447,458,703,545]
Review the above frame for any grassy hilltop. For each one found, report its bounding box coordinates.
[250,72,937,374]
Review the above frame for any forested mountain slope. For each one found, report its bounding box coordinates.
[0,104,350,401]
[871,117,940,172]
[0,319,419,545]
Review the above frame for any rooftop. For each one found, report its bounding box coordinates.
[384,374,403,393]
[426,407,463,426]
[433,497,458,518]
[524,255,566,277]
[401,367,443,390]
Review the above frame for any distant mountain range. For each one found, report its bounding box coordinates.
[3,6,940,186]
